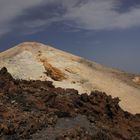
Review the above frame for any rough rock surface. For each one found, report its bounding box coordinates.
[40,58,66,81]
[0,67,140,140]
[133,77,140,85]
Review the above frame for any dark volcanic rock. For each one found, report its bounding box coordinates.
[0,67,139,140]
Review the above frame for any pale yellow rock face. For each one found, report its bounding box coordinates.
[0,42,140,114]
[133,77,140,85]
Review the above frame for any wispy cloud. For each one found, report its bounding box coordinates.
[0,0,140,37]
[0,0,47,36]
[63,0,140,30]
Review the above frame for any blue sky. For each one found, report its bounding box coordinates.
[0,0,140,74]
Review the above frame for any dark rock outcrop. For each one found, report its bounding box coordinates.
[0,68,139,140]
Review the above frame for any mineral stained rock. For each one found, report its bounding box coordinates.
[0,67,139,140]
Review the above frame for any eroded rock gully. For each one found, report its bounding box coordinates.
[0,67,139,140]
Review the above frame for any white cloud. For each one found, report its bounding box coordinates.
[0,0,49,36]
[0,0,140,37]
[63,0,140,30]
[115,7,140,28]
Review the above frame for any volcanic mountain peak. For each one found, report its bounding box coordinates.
[0,42,140,114]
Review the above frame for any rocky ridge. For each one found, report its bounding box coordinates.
[0,67,139,140]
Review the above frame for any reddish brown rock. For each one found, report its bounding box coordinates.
[0,68,139,140]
